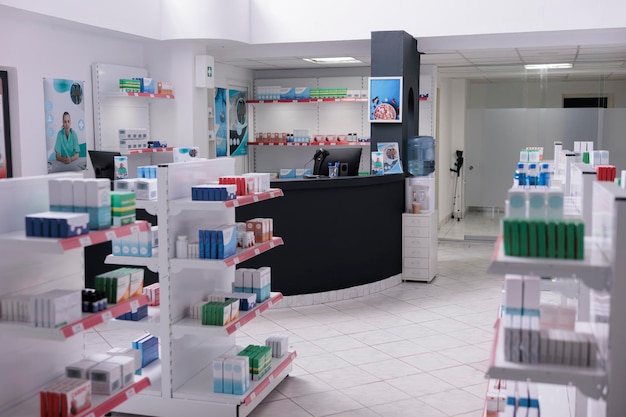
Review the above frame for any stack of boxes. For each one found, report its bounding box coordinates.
[233,267,271,303]
[197,225,238,260]
[191,184,237,201]
[119,79,141,93]
[238,345,272,381]
[265,334,289,358]
[218,173,271,196]
[112,224,157,258]
[132,333,159,368]
[245,218,273,244]
[143,283,160,306]
[119,128,149,153]
[110,191,136,226]
[505,184,584,259]
[25,212,89,238]
[212,355,250,395]
[503,274,598,367]
[189,298,239,326]
[39,377,92,417]
[47,177,111,231]
[485,380,540,417]
[94,267,143,306]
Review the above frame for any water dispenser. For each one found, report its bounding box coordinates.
[407,136,435,177]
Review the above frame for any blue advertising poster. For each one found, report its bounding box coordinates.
[44,78,87,173]
[215,87,228,157]
[228,88,248,156]
[368,77,403,123]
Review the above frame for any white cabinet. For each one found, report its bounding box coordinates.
[0,173,152,417]
[402,211,437,282]
[485,182,626,417]
[110,158,295,417]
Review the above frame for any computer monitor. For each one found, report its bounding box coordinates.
[312,147,362,177]
[88,150,121,183]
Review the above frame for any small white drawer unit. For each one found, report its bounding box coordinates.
[402,211,437,282]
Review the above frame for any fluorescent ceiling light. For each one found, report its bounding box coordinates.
[524,63,573,70]
[303,57,362,64]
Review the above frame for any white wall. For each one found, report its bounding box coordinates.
[0,7,145,176]
[437,78,467,225]
[468,79,626,108]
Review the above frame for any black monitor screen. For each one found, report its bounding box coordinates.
[313,147,362,177]
[88,150,121,182]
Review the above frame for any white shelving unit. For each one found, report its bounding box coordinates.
[0,173,152,417]
[485,181,626,417]
[110,158,294,417]
[402,211,437,282]
[91,63,175,171]
[248,77,371,175]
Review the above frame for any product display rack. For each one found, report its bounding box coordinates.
[247,97,367,104]
[0,173,152,417]
[109,158,293,417]
[92,63,175,176]
[0,294,149,341]
[249,77,370,175]
[485,181,626,417]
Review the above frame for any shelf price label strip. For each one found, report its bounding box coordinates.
[243,351,297,405]
[224,238,284,267]
[76,376,151,417]
[59,221,150,251]
[224,293,283,335]
[61,294,149,338]
[224,189,284,209]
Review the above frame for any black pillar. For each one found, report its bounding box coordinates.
[370,31,420,172]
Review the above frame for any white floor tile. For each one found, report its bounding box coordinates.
[291,390,364,417]
[386,373,456,397]
[314,366,381,389]
[341,381,411,407]
[334,346,394,365]
[370,398,447,417]
[418,389,485,416]
[358,358,422,380]
[275,374,334,398]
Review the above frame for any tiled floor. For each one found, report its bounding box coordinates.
[89,239,505,417]
[438,209,503,241]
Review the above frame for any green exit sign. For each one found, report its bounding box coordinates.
[207,66,213,77]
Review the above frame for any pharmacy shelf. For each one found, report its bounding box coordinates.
[0,221,151,254]
[135,359,163,397]
[103,306,162,336]
[173,351,296,406]
[105,248,159,272]
[103,91,175,100]
[169,189,283,215]
[486,319,607,400]
[173,293,283,337]
[482,383,573,417]
[247,98,367,104]
[129,147,173,154]
[0,375,151,417]
[248,141,368,147]
[0,295,149,341]
[169,237,284,272]
[488,235,611,291]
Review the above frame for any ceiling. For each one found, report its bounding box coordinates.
[207,38,626,82]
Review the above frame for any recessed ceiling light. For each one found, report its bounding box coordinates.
[303,57,362,64]
[524,63,573,70]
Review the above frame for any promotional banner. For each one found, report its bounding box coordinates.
[215,87,228,157]
[44,78,87,173]
[228,88,248,156]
